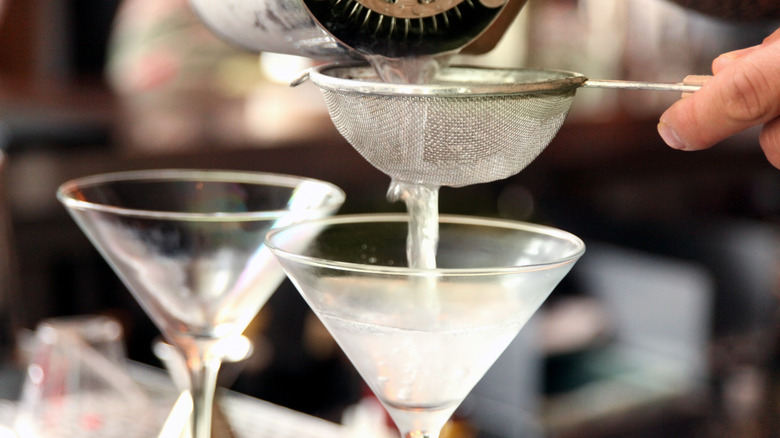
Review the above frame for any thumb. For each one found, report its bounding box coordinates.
[658,32,780,152]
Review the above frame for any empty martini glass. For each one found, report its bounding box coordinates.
[266,213,585,438]
[57,169,345,438]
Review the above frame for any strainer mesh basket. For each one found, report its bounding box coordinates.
[311,65,582,187]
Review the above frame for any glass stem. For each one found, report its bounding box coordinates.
[186,345,222,438]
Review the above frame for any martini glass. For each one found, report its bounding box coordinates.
[56,169,345,438]
[266,213,585,438]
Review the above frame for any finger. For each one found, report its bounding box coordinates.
[658,37,780,151]
[712,45,759,74]
[764,28,780,45]
[713,29,780,73]
[760,116,780,169]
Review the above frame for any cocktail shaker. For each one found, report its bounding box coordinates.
[188,0,509,60]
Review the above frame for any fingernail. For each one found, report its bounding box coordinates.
[658,121,686,150]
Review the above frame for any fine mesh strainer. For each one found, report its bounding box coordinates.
[298,64,704,187]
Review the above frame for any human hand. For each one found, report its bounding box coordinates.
[658,28,780,168]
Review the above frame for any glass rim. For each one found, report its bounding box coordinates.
[265,213,586,275]
[56,169,346,221]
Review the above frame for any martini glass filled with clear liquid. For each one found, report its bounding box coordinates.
[57,169,345,438]
[266,213,584,438]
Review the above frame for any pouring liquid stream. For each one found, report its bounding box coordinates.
[366,53,454,84]
[368,52,450,272]
[387,181,440,270]
[387,180,442,317]
[368,53,450,272]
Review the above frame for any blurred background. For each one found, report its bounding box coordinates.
[0,0,779,437]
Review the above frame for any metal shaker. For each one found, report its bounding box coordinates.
[188,0,510,60]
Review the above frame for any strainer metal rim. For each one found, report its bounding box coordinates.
[306,63,587,97]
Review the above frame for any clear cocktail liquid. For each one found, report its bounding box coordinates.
[323,312,521,434]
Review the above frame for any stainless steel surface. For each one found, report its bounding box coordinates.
[354,0,470,20]
[188,0,358,60]
[299,64,587,95]
[188,0,507,59]
[583,79,703,93]
[305,64,581,187]
[301,64,704,187]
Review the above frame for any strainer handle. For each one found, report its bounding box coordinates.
[583,74,711,93]
[290,68,315,87]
